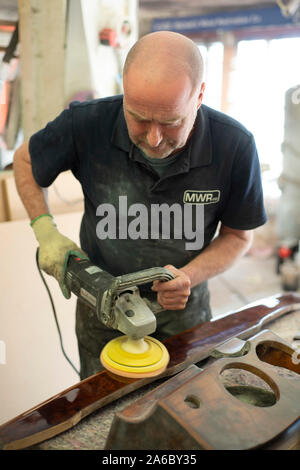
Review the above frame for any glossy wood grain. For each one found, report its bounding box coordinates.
[1,293,300,450]
[106,330,300,450]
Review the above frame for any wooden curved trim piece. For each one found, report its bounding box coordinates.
[105,329,300,450]
[1,293,300,450]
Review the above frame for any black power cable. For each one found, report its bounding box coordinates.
[3,22,19,64]
[35,248,80,377]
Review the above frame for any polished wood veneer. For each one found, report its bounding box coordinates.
[106,330,300,450]
[1,293,300,450]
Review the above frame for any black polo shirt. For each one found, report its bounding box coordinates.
[29,95,267,281]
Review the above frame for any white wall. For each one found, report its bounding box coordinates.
[64,0,94,104]
[0,212,83,425]
[66,0,138,100]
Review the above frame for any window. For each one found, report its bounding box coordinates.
[228,37,300,188]
[198,42,224,111]
[198,36,300,197]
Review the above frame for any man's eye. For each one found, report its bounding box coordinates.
[164,122,180,127]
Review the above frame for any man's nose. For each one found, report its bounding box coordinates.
[146,123,163,148]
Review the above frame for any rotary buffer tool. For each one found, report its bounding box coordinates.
[64,256,174,378]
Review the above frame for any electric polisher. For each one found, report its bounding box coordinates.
[64,255,174,378]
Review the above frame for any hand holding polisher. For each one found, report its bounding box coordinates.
[64,256,175,378]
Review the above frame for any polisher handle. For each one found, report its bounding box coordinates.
[117,267,176,315]
[116,267,175,292]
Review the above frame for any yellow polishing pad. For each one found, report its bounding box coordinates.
[100,336,170,378]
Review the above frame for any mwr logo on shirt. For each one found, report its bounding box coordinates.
[183,190,220,205]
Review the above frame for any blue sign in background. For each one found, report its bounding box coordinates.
[152,5,299,33]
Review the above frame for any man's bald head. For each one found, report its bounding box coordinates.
[123,31,204,94]
[122,31,206,160]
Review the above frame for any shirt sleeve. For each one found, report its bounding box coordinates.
[29,104,78,188]
[220,134,267,230]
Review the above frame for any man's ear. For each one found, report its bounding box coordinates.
[197,82,206,109]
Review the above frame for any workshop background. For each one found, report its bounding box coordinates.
[0,0,300,426]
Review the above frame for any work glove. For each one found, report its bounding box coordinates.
[31,214,88,299]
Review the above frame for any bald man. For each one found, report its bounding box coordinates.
[14,32,267,379]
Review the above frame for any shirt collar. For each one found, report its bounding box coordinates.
[111,98,212,169]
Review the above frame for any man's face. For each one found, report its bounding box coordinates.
[123,71,204,159]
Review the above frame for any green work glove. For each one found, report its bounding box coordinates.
[31,214,88,299]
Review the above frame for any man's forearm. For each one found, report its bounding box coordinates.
[181,226,253,288]
[13,142,49,221]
